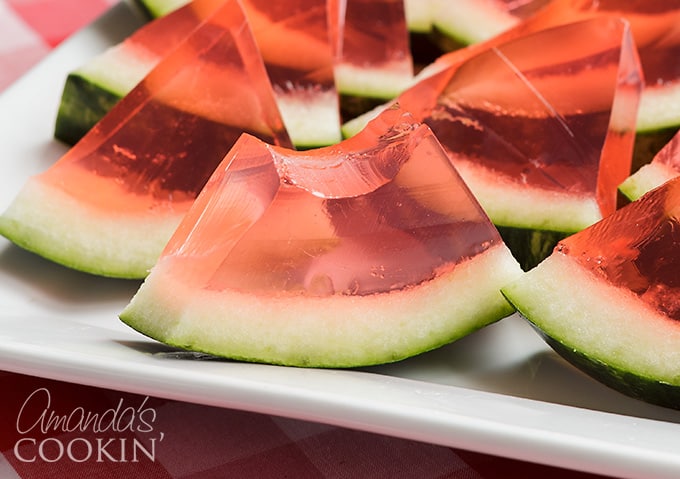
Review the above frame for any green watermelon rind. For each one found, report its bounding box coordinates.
[55,73,122,145]
[501,252,680,408]
[0,178,181,279]
[538,329,680,410]
[636,82,680,134]
[133,0,188,18]
[618,162,678,202]
[54,43,156,145]
[120,243,523,368]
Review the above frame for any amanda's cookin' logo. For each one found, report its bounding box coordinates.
[14,388,165,463]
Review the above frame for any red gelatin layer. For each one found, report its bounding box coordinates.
[555,175,680,321]
[163,105,503,296]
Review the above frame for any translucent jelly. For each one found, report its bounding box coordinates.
[556,175,680,321]
[400,17,642,229]
[163,105,503,296]
[43,0,292,213]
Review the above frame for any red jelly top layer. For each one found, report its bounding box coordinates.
[41,0,291,213]
[556,175,680,321]
[165,106,503,296]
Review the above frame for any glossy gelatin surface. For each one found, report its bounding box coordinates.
[402,17,642,226]
[556,176,680,321]
[163,105,503,296]
[42,0,292,214]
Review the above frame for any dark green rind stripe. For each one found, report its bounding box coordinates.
[527,319,680,410]
[54,73,123,145]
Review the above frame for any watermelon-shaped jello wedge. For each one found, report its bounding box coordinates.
[620,130,680,202]
[56,0,341,148]
[502,175,680,409]
[0,0,292,279]
[329,0,414,101]
[351,18,642,269]
[119,105,524,367]
[242,0,342,148]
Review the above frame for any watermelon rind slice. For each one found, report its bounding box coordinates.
[502,252,680,409]
[120,242,521,367]
[619,162,679,202]
[0,178,181,279]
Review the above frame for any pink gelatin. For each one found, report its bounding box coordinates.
[41,0,292,213]
[556,175,680,321]
[400,17,642,228]
[163,105,503,296]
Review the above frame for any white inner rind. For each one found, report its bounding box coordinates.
[637,82,680,133]
[77,43,156,97]
[334,64,414,100]
[429,0,518,45]
[274,90,342,147]
[502,253,680,384]
[121,243,523,367]
[618,162,678,202]
[453,159,602,232]
[0,177,182,279]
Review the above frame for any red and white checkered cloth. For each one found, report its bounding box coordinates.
[0,372,617,479]
[0,0,117,91]
[0,2,621,478]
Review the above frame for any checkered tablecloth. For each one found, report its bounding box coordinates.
[0,1,623,478]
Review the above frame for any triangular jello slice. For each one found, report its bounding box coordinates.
[0,0,292,279]
[240,0,342,147]
[57,0,341,148]
[330,0,414,100]
[620,130,680,201]
[120,105,523,368]
[502,174,680,409]
[395,18,642,268]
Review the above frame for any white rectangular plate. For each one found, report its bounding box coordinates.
[1,3,680,478]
